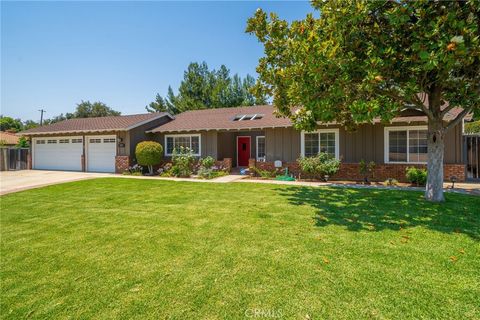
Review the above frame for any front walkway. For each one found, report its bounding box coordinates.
[236,178,480,196]
[1,170,478,196]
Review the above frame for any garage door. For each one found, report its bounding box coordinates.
[86,136,116,173]
[33,137,83,171]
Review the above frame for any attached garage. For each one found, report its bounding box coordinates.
[21,112,173,173]
[86,135,116,173]
[33,136,83,171]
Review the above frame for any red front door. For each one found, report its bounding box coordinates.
[237,137,251,167]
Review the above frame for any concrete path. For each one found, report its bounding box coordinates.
[236,178,480,196]
[0,170,110,195]
[1,170,478,196]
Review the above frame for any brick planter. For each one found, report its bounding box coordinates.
[115,156,130,174]
[251,161,466,182]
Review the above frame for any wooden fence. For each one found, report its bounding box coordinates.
[0,148,29,171]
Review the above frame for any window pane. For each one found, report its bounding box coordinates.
[409,130,427,162]
[389,131,407,162]
[166,137,174,154]
[304,133,319,157]
[191,136,200,154]
[257,137,265,159]
[319,132,336,156]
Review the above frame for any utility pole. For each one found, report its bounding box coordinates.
[38,109,46,126]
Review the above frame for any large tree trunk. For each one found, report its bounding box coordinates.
[425,118,445,202]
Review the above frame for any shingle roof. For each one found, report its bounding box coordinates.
[148,105,470,133]
[0,131,20,145]
[20,113,172,136]
[148,105,292,133]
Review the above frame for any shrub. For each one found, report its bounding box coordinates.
[383,178,399,186]
[135,141,163,174]
[16,136,30,148]
[123,164,143,175]
[405,167,427,186]
[199,156,215,169]
[249,166,278,179]
[297,152,340,181]
[197,167,228,179]
[171,146,195,177]
[359,159,376,183]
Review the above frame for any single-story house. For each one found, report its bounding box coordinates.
[0,131,20,146]
[20,113,172,173]
[20,105,470,181]
[146,105,468,182]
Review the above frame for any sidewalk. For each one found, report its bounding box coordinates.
[235,178,480,196]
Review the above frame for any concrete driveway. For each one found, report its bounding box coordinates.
[0,170,111,196]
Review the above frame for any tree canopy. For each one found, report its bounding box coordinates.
[247,0,479,202]
[43,101,121,125]
[0,116,23,132]
[146,62,269,114]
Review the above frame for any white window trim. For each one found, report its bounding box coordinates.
[384,125,427,164]
[256,136,266,161]
[300,128,340,159]
[164,133,201,156]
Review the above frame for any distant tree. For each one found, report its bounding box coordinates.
[145,92,177,114]
[23,120,39,130]
[0,116,23,132]
[146,62,268,114]
[43,113,74,125]
[74,101,120,118]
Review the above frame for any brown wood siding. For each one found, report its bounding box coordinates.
[217,132,235,160]
[265,122,463,164]
[127,116,171,157]
[265,127,300,162]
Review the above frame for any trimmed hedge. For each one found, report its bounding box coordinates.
[135,141,163,174]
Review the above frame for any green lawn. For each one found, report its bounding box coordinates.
[1,178,479,319]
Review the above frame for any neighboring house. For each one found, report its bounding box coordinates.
[0,131,20,146]
[19,105,470,181]
[20,113,172,173]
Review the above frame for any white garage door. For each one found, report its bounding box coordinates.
[86,135,116,173]
[33,137,83,171]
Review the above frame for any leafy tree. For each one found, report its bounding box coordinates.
[74,101,120,118]
[146,62,268,114]
[0,116,23,132]
[42,113,74,125]
[247,1,479,202]
[42,101,120,125]
[23,120,39,130]
[16,136,29,148]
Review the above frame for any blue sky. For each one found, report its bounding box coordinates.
[1,1,313,121]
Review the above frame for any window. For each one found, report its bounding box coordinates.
[103,138,116,143]
[89,138,101,143]
[165,134,201,156]
[71,139,83,143]
[36,140,45,144]
[233,114,264,121]
[59,139,69,144]
[256,136,266,161]
[47,139,57,144]
[385,126,427,163]
[301,129,339,159]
